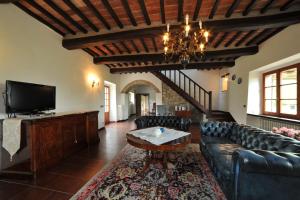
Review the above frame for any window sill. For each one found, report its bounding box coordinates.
[247,113,300,124]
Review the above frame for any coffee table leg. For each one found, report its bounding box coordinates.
[141,150,151,173]
[163,152,168,169]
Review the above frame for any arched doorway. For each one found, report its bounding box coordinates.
[121,80,161,116]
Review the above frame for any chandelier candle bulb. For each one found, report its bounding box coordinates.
[204,31,209,42]
[167,23,170,32]
[199,20,202,29]
[200,43,205,52]
[185,25,190,37]
[185,14,189,25]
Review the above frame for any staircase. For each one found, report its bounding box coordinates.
[205,110,236,122]
[152,70,235,122]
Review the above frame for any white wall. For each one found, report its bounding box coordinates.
[0,5,119,128]
[227,24,300,123]
[179,69,222,110]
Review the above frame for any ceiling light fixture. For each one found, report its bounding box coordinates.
[162,14,210,68]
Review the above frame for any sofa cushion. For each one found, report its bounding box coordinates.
[213,154,233,178]
[201,135,233,146]
[207,143,245,156]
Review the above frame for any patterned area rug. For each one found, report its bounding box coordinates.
[71,144,226,200]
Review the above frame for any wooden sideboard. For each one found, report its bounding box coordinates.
[175,110,192,118]
[2,111,99,178]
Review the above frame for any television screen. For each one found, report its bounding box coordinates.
[6,80,56,114]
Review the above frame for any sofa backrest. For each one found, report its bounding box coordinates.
[135,116,191,131]
[229,123,254,143]
[201,121,300,153]
[200,121,234,137]
[236,125,300,153]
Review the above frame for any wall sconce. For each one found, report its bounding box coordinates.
[88,74,100,88]
[92,80,99,88]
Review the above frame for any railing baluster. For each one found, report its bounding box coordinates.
[174,70,177,85]
[179,71,181,88]
[189,80,191,95]
[183,75,186,91]
[199,89,201,105]
[204,92,206,110]
[208,91,212,111]
[194,84,196,99]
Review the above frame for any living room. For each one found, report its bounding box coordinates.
[0,1,300,200]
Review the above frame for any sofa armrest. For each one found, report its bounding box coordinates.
[232,149,300,200]
[134,117,147,129]
[180,118,192,131]
[232,149,300,176]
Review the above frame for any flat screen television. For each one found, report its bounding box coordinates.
[6,80,56,114]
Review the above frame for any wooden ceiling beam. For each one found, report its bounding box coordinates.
[14,2,65,36]
[225,31,242,47]
[280,0,296,11]
[151,37,158,52]
[27,1,75,34]
[83,48,99,57]
[112,43,123,54]
[138,0,151,25]
[110,61,235,73]
[225,0,241,18]
[95,46,108,55]
[209,0,220,19]
[260,0,275,14]
[140,38,149,52]
[101,0,123,28]
[245,29,272,46]
[243,0,256,16]
[0,0,19,3]
[214,32,229,48]
[62,10,300,49]
[63,0,98,32]
[235,30,256,46]
[257,27,285,45]
[130,40,140,53]
[193,0,202,21]
[102,44,115,55]
[178,0,184,22]
[121,0,137,26]
[120,41,131,54]
[45,0,87,33]
[160,0,165,24]
[94,46,258,64]
[83,0,110,30]
[209,32,219,44]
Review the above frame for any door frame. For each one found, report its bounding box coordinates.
[104,85,110,124]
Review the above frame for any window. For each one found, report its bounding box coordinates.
[264,73,277,113]
[104,86,110,112]
[221,73,229,92]
[263,64,299,119]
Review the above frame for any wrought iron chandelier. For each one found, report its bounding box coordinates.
[162,14,210,67]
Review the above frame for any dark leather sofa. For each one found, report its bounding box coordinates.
[200,121,300,200]
[135,116,191,131]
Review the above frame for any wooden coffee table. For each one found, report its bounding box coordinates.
[126,128,191,172]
